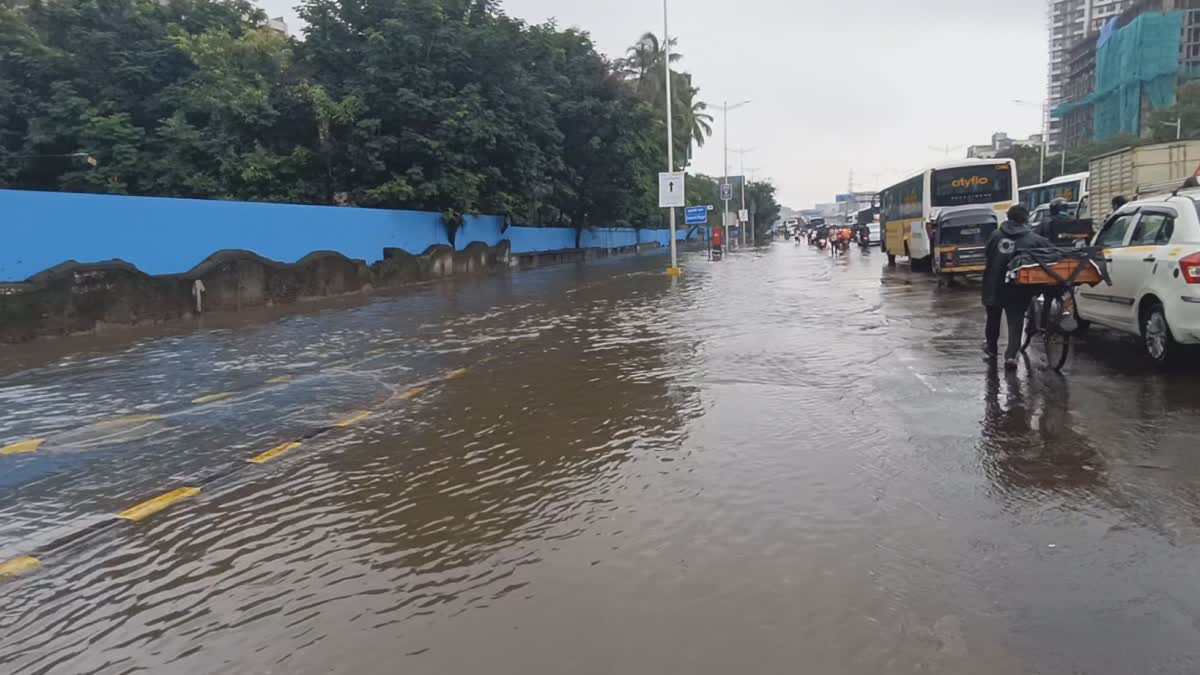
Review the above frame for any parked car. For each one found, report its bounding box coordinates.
[1075,188,1200,364]
[1029,204,1050,230]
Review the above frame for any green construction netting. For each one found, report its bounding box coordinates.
[1054,11,1185,141]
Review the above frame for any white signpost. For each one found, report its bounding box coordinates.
[738,208,749,222]
[659,172,685,208]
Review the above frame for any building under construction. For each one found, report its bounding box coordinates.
[1056,0,1200,149]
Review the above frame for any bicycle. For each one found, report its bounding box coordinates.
[1011,246,1109,372]
[1020,287,1076,371]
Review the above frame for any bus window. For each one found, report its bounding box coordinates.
[931,166,1013,207]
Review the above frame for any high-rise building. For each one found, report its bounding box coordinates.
[1047,0,1133,151]
[1056,0,1200,150]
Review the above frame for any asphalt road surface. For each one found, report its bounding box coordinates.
[4,242,1200,674]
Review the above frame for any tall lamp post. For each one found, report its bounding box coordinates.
[732,147,755,244]
[1013,99,1057,183]
[662,0,680,274]
[719,100,751,250]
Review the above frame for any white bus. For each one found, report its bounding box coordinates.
[1018,171,1089,211]
[879,158,1018,268]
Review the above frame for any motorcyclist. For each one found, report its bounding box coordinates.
[982,205,1053,369]
[1035,197,1073,243]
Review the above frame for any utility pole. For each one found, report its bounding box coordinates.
[928,144,965,158]
[1163,117,1183,141]
[732,147,755,245]
[662,0,679,275]
[850,170,856,226]
[720,100,751,252]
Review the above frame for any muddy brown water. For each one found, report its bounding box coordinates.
[4,244,1200,674]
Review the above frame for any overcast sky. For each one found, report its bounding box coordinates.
[257,0,1049,208]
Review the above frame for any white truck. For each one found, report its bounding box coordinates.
[1089,140,1200,224]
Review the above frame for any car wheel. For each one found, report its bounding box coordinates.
[1141,303,1177,366]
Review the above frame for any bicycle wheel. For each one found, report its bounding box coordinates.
[1041,293,1070,371]
[1043,328,1070,370]
[1020,297,1038,353]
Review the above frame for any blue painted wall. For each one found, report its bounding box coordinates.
[456,215,505,250]
[1,189,691,281]
[506,226,576,254]
[1,190,450,280]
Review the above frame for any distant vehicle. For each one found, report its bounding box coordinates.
[783,217,800,230]
[1075,186,1200,365]
[1019,171,1089,212]
[930,206,998,282]
[1089,140,1200,224]
[867,222,881,244]
[1029,204,1050,229]
[879,158,1018,269]
[1075,192,1091,223]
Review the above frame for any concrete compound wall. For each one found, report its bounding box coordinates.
[1,189,688,281]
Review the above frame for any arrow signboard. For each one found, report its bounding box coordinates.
[659,172,685,208]
[685,206,708,225]
[720,182,734,201]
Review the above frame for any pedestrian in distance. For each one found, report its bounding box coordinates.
[1111,195,1128,211]
[982,204,1052,369]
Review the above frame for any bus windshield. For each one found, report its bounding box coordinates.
[931,165,1013,207]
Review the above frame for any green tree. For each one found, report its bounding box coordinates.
[0,0,750,237]
[1148,81,1200,143]
[996,145,1043,188]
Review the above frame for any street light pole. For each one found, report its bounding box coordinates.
[720,100,750,252]
[1163,117,1183,140]
[723,101,730,251]
[731,147,755,245]
[663,0,679,275]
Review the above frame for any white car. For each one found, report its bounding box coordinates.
[1075,190,1200,364]
[867,222,881,244]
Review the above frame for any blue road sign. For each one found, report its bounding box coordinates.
[720,183,734,201]
[685,206,709,225]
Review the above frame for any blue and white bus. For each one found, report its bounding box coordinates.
[1018,171,1089,211]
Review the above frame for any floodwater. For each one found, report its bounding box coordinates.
[4,243,1200,674]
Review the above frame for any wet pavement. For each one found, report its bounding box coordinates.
[4,242,1200,674]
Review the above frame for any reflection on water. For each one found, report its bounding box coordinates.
[4,248,1200,674]
[979,366,1106,496]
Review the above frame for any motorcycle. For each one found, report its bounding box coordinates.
[815,235,828,250]
[857,229,871,249]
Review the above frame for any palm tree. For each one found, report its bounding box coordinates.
[618,32,680,105]
[619,32,711,169]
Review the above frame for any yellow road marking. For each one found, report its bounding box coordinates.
[397,386,427,400]
[0,556,40,578]
[445,368,468,379]
[325,360,349,368]
[96,414,163,427]
[248,441,301,464]
[267,375,293,384]
[334,411,370,427]
[0,438,44,456]
[192,392,235,404]
[117,487,201,521]
[367,348,386,355]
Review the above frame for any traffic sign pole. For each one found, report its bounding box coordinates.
[662,0,680,277]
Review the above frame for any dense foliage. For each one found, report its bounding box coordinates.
[0,0,733,233]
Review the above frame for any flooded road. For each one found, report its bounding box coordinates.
[5,243,1200,674]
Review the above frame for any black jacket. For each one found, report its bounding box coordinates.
[981,220,1052,307]
[1034,212,1072,241]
